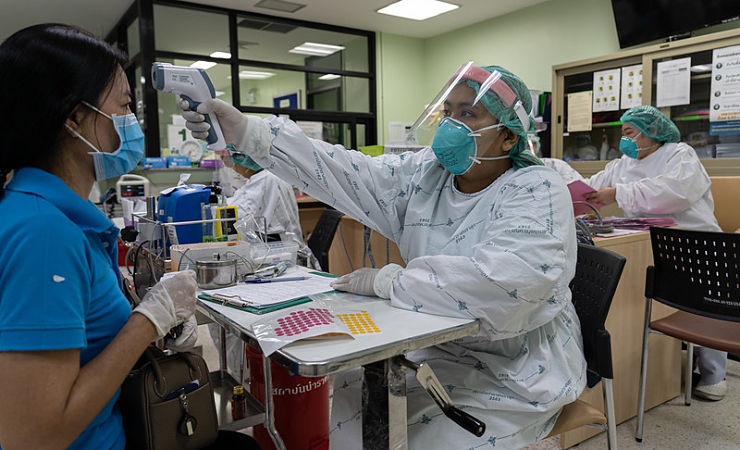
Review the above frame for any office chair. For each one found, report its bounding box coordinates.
[306,208,345,272]
[546,243,626,450]
[635,227,740,442]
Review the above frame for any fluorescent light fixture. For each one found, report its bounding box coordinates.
[239,70,275,79]
[690,64,712,73]
[210,51,231,59]
[289,42,345,56]
[377,0,459,21]
[190,60,217,70]
[215,90,226,97]
[318,74,341,80]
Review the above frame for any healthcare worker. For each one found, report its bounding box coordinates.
[181,62,587,448]
[0,24,200,449]
[584,105,727,401]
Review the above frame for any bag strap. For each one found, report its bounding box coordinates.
[142,347,204,398]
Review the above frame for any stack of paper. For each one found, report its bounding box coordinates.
[200,270,336,313]
[592,217,677,230]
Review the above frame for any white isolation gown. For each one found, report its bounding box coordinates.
[587,143,721,232]
[251,116,586,449]
[227,169,303,240]
[587,142,726,386]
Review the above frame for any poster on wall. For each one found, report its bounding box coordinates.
[592,68,621,112]
[620,64,643,109]
[567,91,593,132]
[656,57,691,107]
[710,45,740,123]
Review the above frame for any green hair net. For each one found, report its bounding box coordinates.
[463,65,543,169]
[620,105,680,143]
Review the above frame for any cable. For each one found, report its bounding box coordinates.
[337,223,354,272]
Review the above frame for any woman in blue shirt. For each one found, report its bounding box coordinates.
[0,24,198,449]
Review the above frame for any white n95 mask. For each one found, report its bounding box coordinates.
[65,101,145,180]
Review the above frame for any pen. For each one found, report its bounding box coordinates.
[245,275,308,284]
[211,294,252,308]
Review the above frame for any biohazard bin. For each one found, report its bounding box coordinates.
[247,345,330,450]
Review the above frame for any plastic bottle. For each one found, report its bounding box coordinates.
[599,131,609,160]
[231,385,247,421]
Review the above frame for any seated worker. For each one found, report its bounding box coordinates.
[0,24,199,448]
[584,105,727,401]
[180,63,586,449]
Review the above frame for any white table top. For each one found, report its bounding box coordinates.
[197,289,479,377]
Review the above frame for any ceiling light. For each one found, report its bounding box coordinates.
[140,76,146,84]
[215,90,226,97]
[377,0,459,21]
[289,42,345,56]
[210,51,231,59]
[318,74,341,80]
[254,0,306,13]
[190,60,217,70]
[239,70,275,79]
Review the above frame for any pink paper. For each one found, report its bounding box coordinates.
[567,180,605,215]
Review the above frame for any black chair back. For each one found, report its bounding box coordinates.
[648,226,740,322]
[306,208,344,272]
[570,243,626,381]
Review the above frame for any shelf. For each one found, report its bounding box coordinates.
[210,370,266,431]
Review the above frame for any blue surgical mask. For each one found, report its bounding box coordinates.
[618,132,656,159]
[431,118,508,175]
[65,101,145,180]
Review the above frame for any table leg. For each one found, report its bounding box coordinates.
[362,358,408,450]
[262,353,286,450]
[219,326,228,378]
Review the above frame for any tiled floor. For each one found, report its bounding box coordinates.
[199,326,739,449]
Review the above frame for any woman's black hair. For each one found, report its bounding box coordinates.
[0,23,127,195]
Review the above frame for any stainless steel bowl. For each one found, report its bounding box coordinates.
[196,258,237,289]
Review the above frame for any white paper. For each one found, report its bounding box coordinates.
[203,269,335,307]
[388,121,414,143]
[296,121,323,140]
[621,64,643,109]
[567,91,593,132]
[592,69,621,112]
[167,124,196,154]
[656,57,691,107]
[710,45,740,122]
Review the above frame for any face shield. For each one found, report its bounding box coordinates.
[405,61,532,146]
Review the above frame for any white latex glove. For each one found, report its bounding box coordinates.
[165,315,198,353]
[133,270,198,339]
[331,268,379,297]
[178,98,272,158]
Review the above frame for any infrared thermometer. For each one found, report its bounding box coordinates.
[151,62,227,150]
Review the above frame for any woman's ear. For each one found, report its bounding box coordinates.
[64,104,88,134]
[501,128,520,152]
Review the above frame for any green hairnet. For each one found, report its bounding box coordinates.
[463,65,543,169]
[620,105,680,143]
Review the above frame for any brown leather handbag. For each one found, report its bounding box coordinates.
[119,346,219,450]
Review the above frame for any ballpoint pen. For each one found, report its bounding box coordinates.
[211,294,252,308]
[245,275,308,284]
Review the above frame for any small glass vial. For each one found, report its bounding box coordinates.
[231,385,247,421]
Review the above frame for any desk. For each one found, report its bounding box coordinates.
[560,231,682,448]
[197,289,479,449]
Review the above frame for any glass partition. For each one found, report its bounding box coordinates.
[154,4,229,57]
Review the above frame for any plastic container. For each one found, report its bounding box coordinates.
[249,241,299,267]
[246,345,329,450]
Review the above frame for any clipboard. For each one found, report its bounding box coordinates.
[198,293,313,314]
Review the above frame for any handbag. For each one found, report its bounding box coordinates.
[119,346,219,450]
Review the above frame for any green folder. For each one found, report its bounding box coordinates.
[198,293,314,314]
